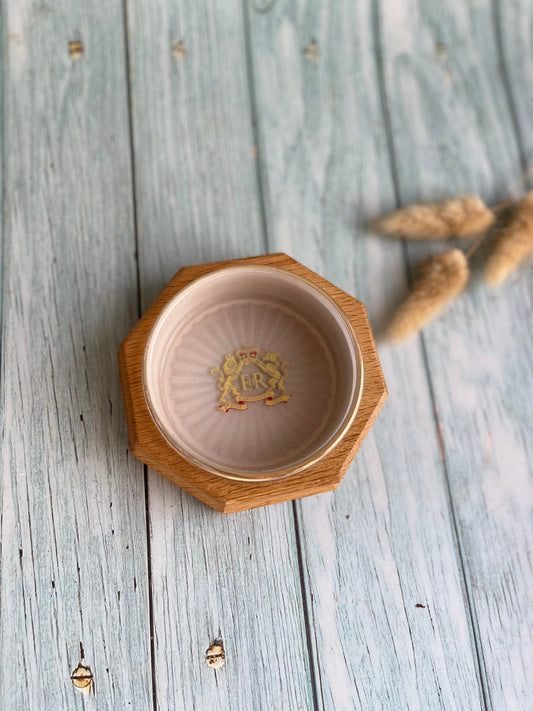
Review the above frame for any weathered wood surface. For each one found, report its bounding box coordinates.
[379,1,533,708]
[1,0,532,709]
[0,1,152,709]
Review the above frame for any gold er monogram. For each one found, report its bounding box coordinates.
[210,348,292,412]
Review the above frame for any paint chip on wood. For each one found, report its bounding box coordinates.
[69,41,84,59]
[205,639,225,670]
[71,664,93,694]
[486,429,492,462]
[171,42,187,59]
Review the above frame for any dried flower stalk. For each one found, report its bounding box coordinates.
[373,195,494,239]
[388,249,469,342]
[485,191,533,286]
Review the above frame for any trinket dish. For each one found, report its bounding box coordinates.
[118,253,387,512]
[143,265,363,481]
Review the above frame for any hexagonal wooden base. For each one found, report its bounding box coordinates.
[118,253,387,513]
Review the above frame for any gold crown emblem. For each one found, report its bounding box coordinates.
[210,348,292,412]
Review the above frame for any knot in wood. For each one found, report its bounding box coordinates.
[171,42,187,59]
[69,41,84,59]
[71,664,93,692]
[303,39,319,63]
[205,640,225,670]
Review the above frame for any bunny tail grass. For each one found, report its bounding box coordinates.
[388,249,469,342]
[373,196,494,239]
[485,191,533,286]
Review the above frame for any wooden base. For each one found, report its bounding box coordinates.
[118,253,387,512]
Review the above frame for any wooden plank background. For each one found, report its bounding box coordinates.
[1,1,531,709]
[0,1,152,708]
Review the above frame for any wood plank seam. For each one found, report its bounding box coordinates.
[121,0,157,706]
[371,3,491,704]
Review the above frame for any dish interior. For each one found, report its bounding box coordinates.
[144,267,361,480]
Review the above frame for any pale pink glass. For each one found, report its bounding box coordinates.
[143,266,363,481]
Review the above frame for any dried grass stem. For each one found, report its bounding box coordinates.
[485,191,533,286]
[388,249,469,342]
[373,195,494,240]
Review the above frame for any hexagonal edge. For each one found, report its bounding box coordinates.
[118,337,234,512]
[123,253,301,346]
[219,292,388,510]
[117,253,300,458]
[326,294,387,485]
[118,254,305,512]
[117,252,387,513]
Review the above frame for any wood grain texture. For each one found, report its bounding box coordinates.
[125,3,314,709]
[247,0,485,708]
[378,0,533,708]
[3,0,532,709]
[0,1,151,709]
[118,252,387,512]
[493,0,533,164]
[125,0,267,308]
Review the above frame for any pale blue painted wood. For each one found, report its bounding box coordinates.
[125,1,314,709]
[0,1,152,708]
[246,1,484,708]
[2,0,532,709]
[125,0,267,308]
[378,0,533,708]
[490,0,533,165]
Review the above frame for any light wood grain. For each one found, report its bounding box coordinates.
[119,252,387,512]
[0,1,151,708]
[247,0,486,708]
[492,0,533,165]
[379,0,533,708]
[125,3,315,708]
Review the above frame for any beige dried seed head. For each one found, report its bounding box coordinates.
[485,191,533,286]
[373,195,494,239]
[388,249,469,342]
